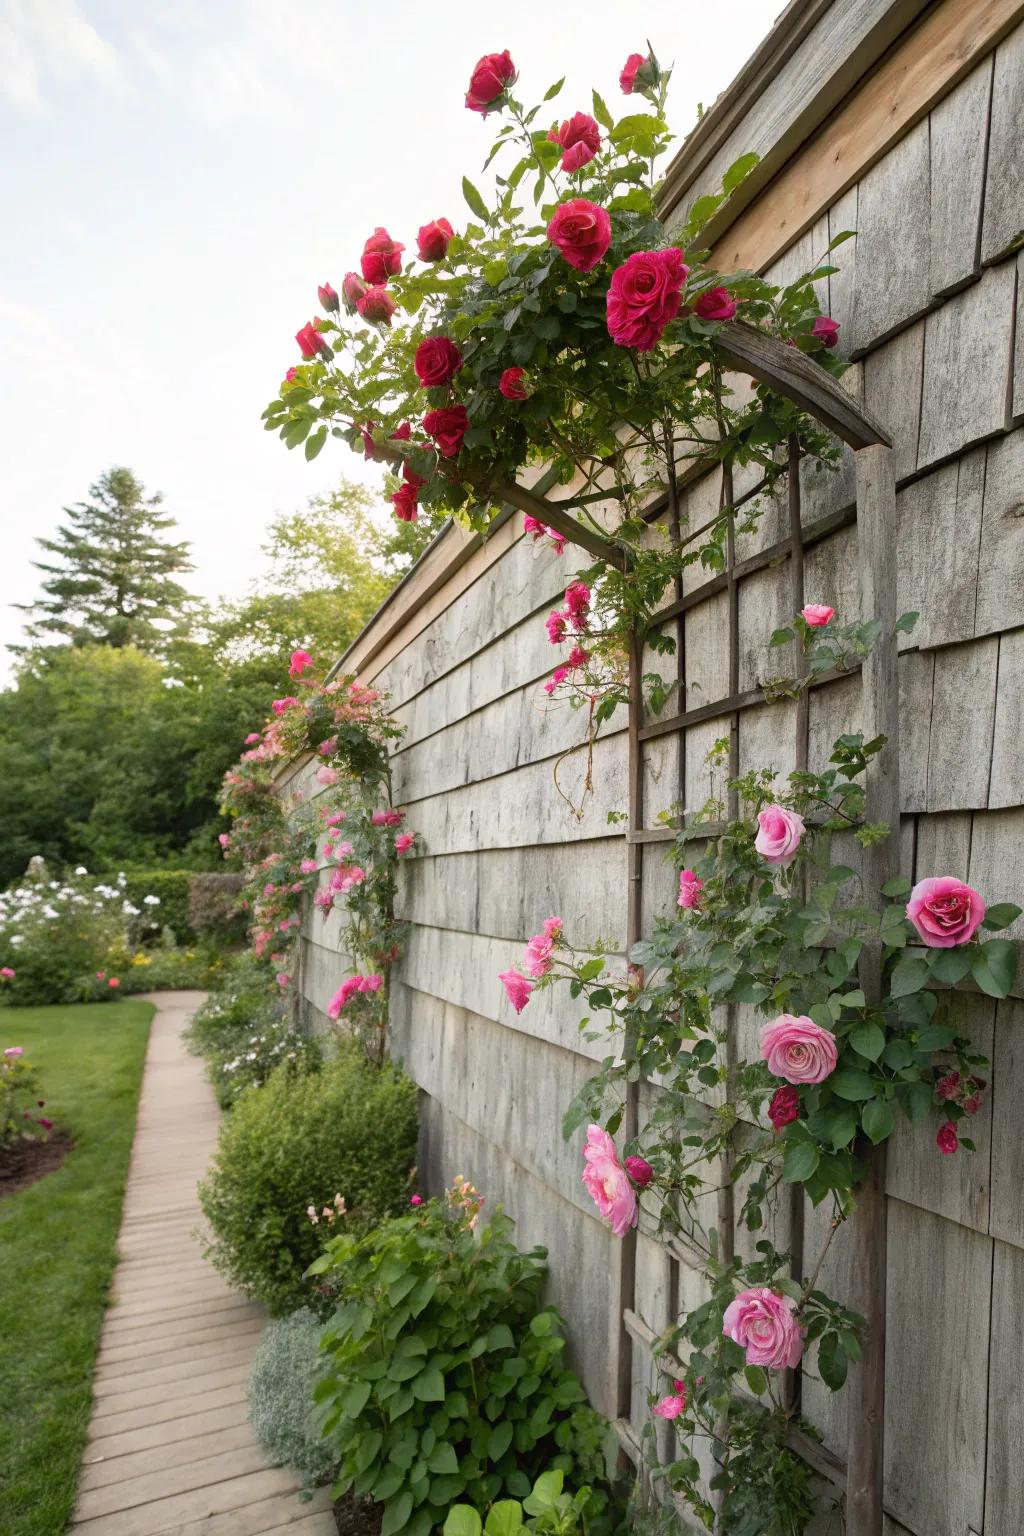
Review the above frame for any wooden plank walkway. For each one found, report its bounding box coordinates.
[71,990,335,1535]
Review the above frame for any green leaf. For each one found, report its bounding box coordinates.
[781,1141,820,1182]
[770,626,795,647]
[428,1442,459,1476]
[523,1470,564,1516]
[972,939,1017,998]
[927,946,973,984]
[983,903,1022,931]
[382,1491,414,1536]
[849,1022,885,1062]
[743,1365,768,1396]
[889,955,929,998]
[444,1509,482,1536]
[686,193,724,233]
[827,229,856,251]
[818,1332,848,1391]
[830,1067,877,1101]
[412,1368,445,1402]
[488,1420,514,1460]
[344,1380,372,1418]
[894,610,919,634]
[722,151,759,194]
[591,89,613,130]
[484,1504,524,1536]
[861,1097,895,1145]
[462,176,489,221]
[304,424,327,461]
[881,877,912,897]
[543,77,565,101]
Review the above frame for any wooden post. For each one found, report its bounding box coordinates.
[617,630,644,1422]
[847,442,899,1536]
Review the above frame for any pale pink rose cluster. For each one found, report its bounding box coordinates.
[327,973,383,1018]
[652,1378,687,1419]
[677,869,703,910]
[906,876,985,948]
[754,805,805,867]
[581,1124,637,1237]
[760,1013,837,1085]
[723,1287,804,1369]
[499,917,565,1012]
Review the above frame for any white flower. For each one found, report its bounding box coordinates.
[143,895,161,906]
[75,866,88,875]
[122,902,141,916]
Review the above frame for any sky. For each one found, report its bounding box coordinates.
[0,0,775,671]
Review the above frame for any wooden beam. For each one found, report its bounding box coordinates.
[496,479,627,568]
[717,323,891,448]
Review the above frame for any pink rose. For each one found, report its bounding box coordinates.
[499,367,528,400]
[582,1124,637,1237]
[465,50,516,114]
[652,1382,686,1419]
[276,972,290,988]
[317,282,339,313]
[523,917,562,979]
[936,1121,958,1155]
[295,321,330,359]
[906,877,985,948]
[499,967,534,1013]
[678,869,703,910]
[395,833,415,856]
[284,367,297,383]
[607,249,688,352]
[801,604,834,627]
[936,1071,960,1100]
[546,199,612,273]
[544,664,570,695]
[3,1045,23,1056]
[415,336,463,388]
[760,1014,837,1085]
[244,732,260,744]
[410,1194,423,1206]
[546,610,569,644]
[356,285,397,326]
[566,645,590,668]
[417,218,453,262]
[768,1085,801,1129]
[564,581,590,625]
[625,1155,653,1188]
[423,404,469,458]
[218,833,230,847]
[754,805,805,866]
[723,1288,804,1369]
[811,315,840,348]
[360,227,404,284]
[552,111,601,172]
[37,1116,54,1131]
[341,272,367,312]
[619,52,656,94]
[289,648,314,678]
[0,968,15,981]
[694,286,737,322]
[108,977,120,988]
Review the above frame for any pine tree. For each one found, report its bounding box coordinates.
[16,467,194,652]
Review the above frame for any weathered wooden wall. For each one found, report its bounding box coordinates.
[292,5,1024,1531]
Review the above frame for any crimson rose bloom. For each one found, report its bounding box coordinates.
[811,315,840,347]
[417,218,454,262]
[295,321,330,359]
[465,50,516,113]
[620,52,654,93]
[391,484,419,522]
[768,1085,800,1130]
[356,285,396,326]
[360,227,404,284]
[607,248,688,351]
[695,286,738,322]
[553,111,601,172]
[414,336,463,388]
[317,282,339,313]
[546,199,612,273]
[499,367,528,400]
[936,1122,959,1155]
[423,404,469,457]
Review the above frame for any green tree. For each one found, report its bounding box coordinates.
[15,466,194,653]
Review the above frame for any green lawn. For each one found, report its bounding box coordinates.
[0,1001,154,1536]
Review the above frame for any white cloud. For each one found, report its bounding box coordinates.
[0,0,118,110]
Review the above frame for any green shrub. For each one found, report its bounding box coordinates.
[248,1309,339,1489]
[198,1044,418,1313]
[310,1199,619,1536]
[187,871,247,943]
[122,869,194,942]
[112,942,226,996]
[184,953,318,1107]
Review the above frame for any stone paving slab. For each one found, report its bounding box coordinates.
[71,991,335,1534]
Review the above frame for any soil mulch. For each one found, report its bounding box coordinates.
[334,1493,383,1536]
[0,1132,73,1201]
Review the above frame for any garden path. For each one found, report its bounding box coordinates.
[70,991,336,1536]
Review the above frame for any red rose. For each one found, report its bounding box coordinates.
[465,50,516,114]
[546,199,612,273]
[417,218,454,262]
[414,336,463,388]
[295,321,331,359]
[768,1085,800,1130]
[935,1070,960,1101]
[391,483,419,522]
[607,248,688,351]
[317,282,339,313]
[423,404,469,457]
[811,315,840,348]
[553,112,601,173]
[625,1155,653,1188]
[361,423,382,461]
[391,421,411,441]
[695,286,738,322]
[341,272,367,312]
[356,285,397,326]
[936,1121,959,1155]
[360,227,404,284]
[620,52,655,94]
[499,367,528,400]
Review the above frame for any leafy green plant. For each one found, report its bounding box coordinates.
[121,868,194,942]
[198,1043,417,1313]
[248,1308,339,1490]
[444,1469,594,1534]
[310,1199,620,1536]
[184,952,319,1107]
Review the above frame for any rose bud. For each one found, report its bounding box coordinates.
[499,366,529,400]
[360,227,405,284]
[317,282,339,313]
[356,285,398,327]
[295,321,331,359]
[341,272,368,312]
[417,218,454,262]
[620,52,660,94]
[465,50,517,114]
[625,1155,654,1188]
[811,315,840,347]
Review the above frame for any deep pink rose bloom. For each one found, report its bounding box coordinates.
[417,217,454,262]
[410,1194,423,1206]
[761,1014,837,1085]
[3,1045,23,1056]
[272,696,299,716]
[391,485,419,522]
[619,53,652,94]
[678,869,703,910]
[423,404,469,458]
[523,917,562,979]
[768,1085,801,1129]
[395,833,414,856]
[284,367,297,383]
[317,282,339,313]
[356,285,397,326]
[567,644,590,668]
[108,977,120,988]
[0,968,15,981]
[936,1070,961,1100]
[372,809,404,827]
[695,286,738,322]
[607,249,688,352]
[415,336,464,388]
[499,967,534,1013]
[582,1124,638,1237]
[625,1154,653,1188]
[906,877,985,947]
[811,315,840,347]
[723,1288,804,1369]
[755,805,805,866]
[801,604,834,627]
[37,1116,54,1131]
[499,366,528,400]
[652,1383,686,1419]
[244,732,260,744]
[546,199,612,273]
[936,1121,959,1155]
[544,664,571,695]
[391,421,412,441]
[218,833,230,847]
[360,227,404,284]
[553,112,601,172]
[564,581,591,625]
[289,649,314,678]
[546,610,569,645]
[295,321,330,359]
[465,50,516,113]
[276,972,290,988]
[342,272,367,312]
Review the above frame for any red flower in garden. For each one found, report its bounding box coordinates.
[550,112,601,172]
[417,218,454,262]
[414,336,463,388]
[499,367,528,400]
[295,321,330,359]
[360,228,404,284]
[811,315,840,348]
[768,1085,800,1130]
[546,199,612,273]
[936,1071,961,1101]
[391,483,419,522]
[607,248,688,352]
[465,50,516,113]
[620,52,655,94]
[356,286,397,326]
[341,272,368,312]
[317,282,339,313]
[423,404,469,458]
[936,1121,959,1155]
[695,286,738,322]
